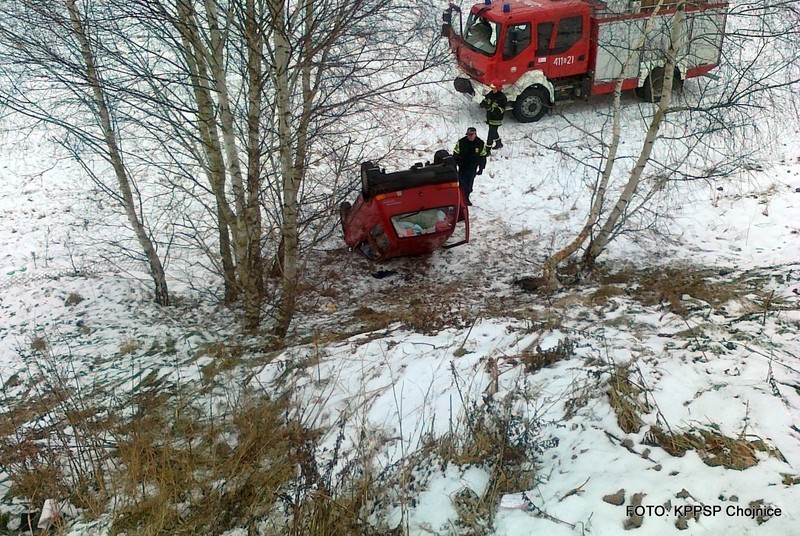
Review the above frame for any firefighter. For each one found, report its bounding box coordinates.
[453,126,487,206]
[480,81,507,153]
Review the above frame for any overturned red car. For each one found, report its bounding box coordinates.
[340,150,470,262]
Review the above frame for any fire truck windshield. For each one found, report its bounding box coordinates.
[463,13,500,56]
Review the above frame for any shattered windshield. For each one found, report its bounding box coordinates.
[464,12,500,56]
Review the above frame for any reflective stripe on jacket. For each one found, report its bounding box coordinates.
[453,136,487,170]
[482,90,508,125]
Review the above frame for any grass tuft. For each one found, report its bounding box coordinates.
[65,292,84,306]
[646,427,785,470]
[118,338,140,356]
[432,388,544,534]
[591,284,625,305]
[607,365,651,434]
[520,338,575,372]
[599,265,746,316]
[29,336,49,353]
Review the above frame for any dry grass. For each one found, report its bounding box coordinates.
[642,269,729,312]
[196,341,247,362]
[591,284,626,305]
[781,473,800,486]
[118,338,140,356]
[599,265,747,316]
[646,427,785,470]
[196,342,247,384]
[1,381,393,535]
[29,336,48,353]
[735,289,790,324]
[591,263,798,326]
[65,292,84,306]
[602,358,785,472]
[0,380,110,516]
[431,391,542,534]
[344,288,468,337]
[563,379,595,420]
[607,365,651,434]
[551,294,591,310]
[519,338,575,373]
[0,339,411,536]
[112,395,308,535]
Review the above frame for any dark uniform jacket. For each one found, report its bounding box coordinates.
[453,136,487,171]
[481,90,508,125]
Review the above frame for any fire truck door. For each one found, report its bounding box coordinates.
[533,15,589,79]
[500,22,533,81]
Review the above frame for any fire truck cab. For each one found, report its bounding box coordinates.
[442,0,728,121]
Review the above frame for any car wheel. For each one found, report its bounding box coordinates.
[339,201,352,236]
[433,149,450,165]
[361,161,380,199]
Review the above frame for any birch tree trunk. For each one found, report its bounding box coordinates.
[201,0,265,329]
[271,0,299,338]
[583,0,686,265]
[541,79,625,288]
[65,0,170,306]
[541,2,667,287]
[176,0,238,303]
[242,0,266,330]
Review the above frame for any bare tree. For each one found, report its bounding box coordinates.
[112,0,445,334]
[541,0,800,287]
[263,0,447,338]
[541,1,670,287]
[170,0,267,328]
[0,0,170,305]
[0,0,447,332]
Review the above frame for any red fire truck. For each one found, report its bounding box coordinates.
[442,0,728,121]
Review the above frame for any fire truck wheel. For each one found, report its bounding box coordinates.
[638,67,682,103]
[639,67,662,102]
[513,87,551,123]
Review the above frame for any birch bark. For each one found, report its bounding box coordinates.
[65,0,170,305]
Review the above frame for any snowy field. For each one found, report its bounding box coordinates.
[1,12,800,536]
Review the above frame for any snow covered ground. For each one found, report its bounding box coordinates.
[1,16,800,536]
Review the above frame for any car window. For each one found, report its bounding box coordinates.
[464,13,501,56]
[552,16,583,54]
[359,224,390,259]
[391,207,455,238]
[536,22,554,55]
[503,23,532,60]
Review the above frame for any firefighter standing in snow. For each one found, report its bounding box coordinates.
[453,127,487,206]
[481,82,507,153]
